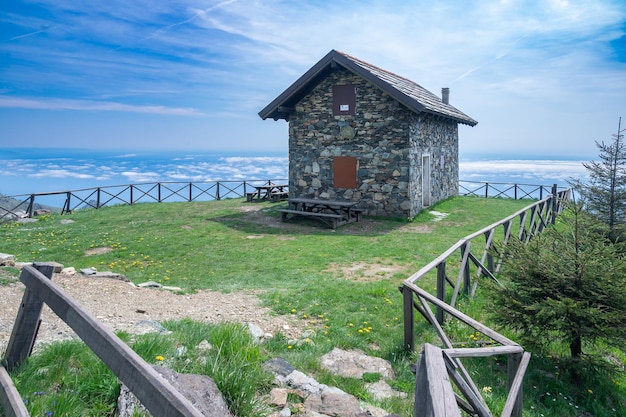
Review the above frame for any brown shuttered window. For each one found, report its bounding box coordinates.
[333,85,355,116]
[333,156,357,188]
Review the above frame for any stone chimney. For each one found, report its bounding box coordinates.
[442,87,450,104]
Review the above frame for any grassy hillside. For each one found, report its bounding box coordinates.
[1,197,624,416]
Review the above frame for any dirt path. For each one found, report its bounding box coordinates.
[0,272,301,353]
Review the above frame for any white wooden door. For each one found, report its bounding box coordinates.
[422,154,431,207]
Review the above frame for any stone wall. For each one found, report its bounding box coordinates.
[288,67,458,217]
[408,115,459,217]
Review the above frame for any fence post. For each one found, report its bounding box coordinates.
[485,183,489,198]
[514,184,518,200]
[551,184,558,224]
[402,285,415,352]
[484,231,495,274]
[3,263,55,371]
[508,352,524,417]
[158,183,162,202]
[189,183,193,202]
[461,243,471,295]
[436,262,446,324]
[130,185,134,205]
[62,192,72,214]
[26,195,35,218]
[216,181,221,200]
[97,188,101,208]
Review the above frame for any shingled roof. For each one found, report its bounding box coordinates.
[258,49,477,126]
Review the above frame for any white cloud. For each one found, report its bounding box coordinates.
[28,169,94,179]
[121,171,161,183]
[0,97,202,115]
[1,0,624,154]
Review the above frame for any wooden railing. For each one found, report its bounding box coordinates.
[1,180,566,222]
[402,187,571,417]
[0,179,287,222]
[0,263,204,417]
[459,180,562,200]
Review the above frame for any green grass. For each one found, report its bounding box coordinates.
[0,197,527,292]
[8,321,272,417]
[2,196,624,416]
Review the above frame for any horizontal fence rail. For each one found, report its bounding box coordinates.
[403,186,571,417]
[1,180,567,222]
[0,263,205,417]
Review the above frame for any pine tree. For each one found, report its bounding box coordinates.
[571,117,626,236]
[487,203,626,362]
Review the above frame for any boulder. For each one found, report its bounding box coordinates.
[116,365,233,417]
[320,348,394,379]
[0,253,15,266]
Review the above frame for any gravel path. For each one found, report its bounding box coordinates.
[0,271,301,353]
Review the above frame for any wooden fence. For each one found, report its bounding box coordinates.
[0,179,566,222]
[0,263,205,417]
[0,183,571,416]
[403,186,571,417]
[459,180,559,200]
[0,179,287,222]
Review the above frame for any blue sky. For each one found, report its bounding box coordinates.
[1,0,625,157]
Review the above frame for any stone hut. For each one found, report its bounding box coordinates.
[258,50,477,217]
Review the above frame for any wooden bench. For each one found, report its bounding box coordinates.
[246,191,258,202]
[350,208,364,222]
[279,209,344,229]
[271,191,289,202]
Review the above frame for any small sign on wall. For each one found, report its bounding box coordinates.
[333,85,355,115]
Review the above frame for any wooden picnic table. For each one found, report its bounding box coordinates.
[279,197,362,229]
[247,183,289,202]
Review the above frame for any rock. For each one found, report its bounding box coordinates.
[89,271,129,281]
[59,219,75,224]
[320,348,394,379]
[247,322,266,343]
[33,209,51,216]
[0,253,15,262]
[138,281,163,288]
[359,404,396,417]
[80,267,97,275]
[116,365,233,417]
[286,370,324,395]
[304,389,361,417]
[17,217,37,223]
[365,380,407,400]
[264,357,296,377]
[269,388,289,407]
[161,285,183,291]
[117,382,149,417]
[264,358,396,417]
[0,253,15,266]
[61,267,76,275]
[133,320,171,335]
[196,340,213,351]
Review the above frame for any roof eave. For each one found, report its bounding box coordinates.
[259,50,478,126]
[258,50,342,120]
